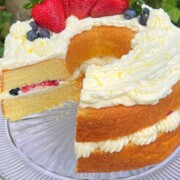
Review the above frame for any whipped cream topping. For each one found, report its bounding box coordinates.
[147,9,171,30]
[33,38,56,56]
[80,9,180,108]
[1,15,142,70]
[10,21,31,38]
[75,110,180,159]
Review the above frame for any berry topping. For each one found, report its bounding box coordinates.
[32,0,66,33]
[27,30,38,41]
[142,7,150,15]
[38,28,50,38]
[139,14,149,26]
[91,0,129,18]
[23,0,66,33]
[29,21,39,31]
[167,111,173,116]
[61,0,71,18]
[9,88,20,96]
[70,0,98,19]
[123,9,137,20]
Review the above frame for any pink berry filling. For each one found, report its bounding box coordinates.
[21,80,60,93]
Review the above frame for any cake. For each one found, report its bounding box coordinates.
[0,0,180,173]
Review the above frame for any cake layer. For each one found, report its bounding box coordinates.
[77,125,180,172]
[1,59,70,92]
[2,82,80,121]
[66,26,135,74]
[75,110,180,159]
[76,81,180,142]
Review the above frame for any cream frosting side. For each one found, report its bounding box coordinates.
[1,15,143,70]
[75,110,180,159]
[79,9,180,108]
[129,125,157,145]
[157,111,180,133]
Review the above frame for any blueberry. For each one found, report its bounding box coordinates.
[9,88,20,96]
[142,8,150,15]
[123,9,137,20]
[139,14,149,26]
[29,21,39,31]
[27,30,38,41]
[38,28,50,38]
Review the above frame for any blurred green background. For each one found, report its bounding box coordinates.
[0,0,180,58]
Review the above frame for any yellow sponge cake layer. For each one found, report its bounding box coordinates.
[2,82,80,121]
[1,59,70,92]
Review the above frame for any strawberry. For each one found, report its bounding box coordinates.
[69,0,98,19]
[30,0,66,33]
[90,0,129,17]
[61,0,70,18]
[40,80,59,87]
[21,84,37,93]
[21,81,59,93]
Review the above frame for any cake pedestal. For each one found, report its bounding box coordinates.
[0,102,179,180]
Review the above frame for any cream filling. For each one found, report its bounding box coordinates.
[0,81,68,100]
[75,110,180,159]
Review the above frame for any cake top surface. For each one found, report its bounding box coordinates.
[0,2,180,108]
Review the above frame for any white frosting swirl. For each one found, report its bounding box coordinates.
[33,38,55,56]
[75,110,180,159]
[75,142,97,159]
[129,125,157,145]
[157,111,180,133]
[10,21,31,38]
[147,9,171,30]
[98,137,129,153]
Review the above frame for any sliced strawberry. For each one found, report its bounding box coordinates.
[21,81,59,93]
[21,84,37,93]
[69,0,98,19]
[40,80,59,87]
[90,0,129,17]
[32,0,66,33]
[61,0,70,18]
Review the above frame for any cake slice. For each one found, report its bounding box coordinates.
[1,59,80,121]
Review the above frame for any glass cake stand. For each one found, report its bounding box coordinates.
[0,102,179,180]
